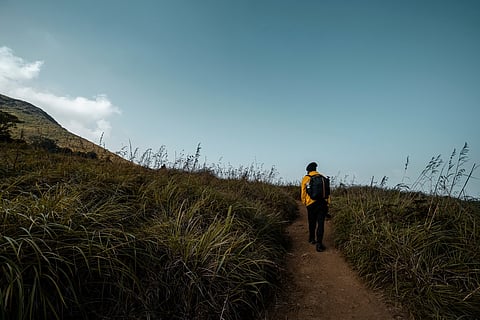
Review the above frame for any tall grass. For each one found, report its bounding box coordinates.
[0,142,297,319]
[116,142,281,184]
[407,143,478,200]
[332,144,480,319]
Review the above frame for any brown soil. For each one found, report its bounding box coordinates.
[266,202,409,320]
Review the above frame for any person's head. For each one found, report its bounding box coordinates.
[306,162,317,172]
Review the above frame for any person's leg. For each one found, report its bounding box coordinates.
[316,201,328,251]
[316,212,326,246]
[307,204,317,243]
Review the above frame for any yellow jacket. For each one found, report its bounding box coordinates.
[301,171,331,206]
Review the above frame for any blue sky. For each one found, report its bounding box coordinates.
[1,0,479,197]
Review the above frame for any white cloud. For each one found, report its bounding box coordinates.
[0,46,120,143]
[0,47,43,82]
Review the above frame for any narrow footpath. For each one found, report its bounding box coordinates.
[267,203,408,320]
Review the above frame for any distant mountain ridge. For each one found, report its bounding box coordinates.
[0,94,59,126]
[0,93,119,161]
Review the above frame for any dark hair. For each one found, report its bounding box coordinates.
[306,162,317,172]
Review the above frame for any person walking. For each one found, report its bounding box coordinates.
[301,162,330,252]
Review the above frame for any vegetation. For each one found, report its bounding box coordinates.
[0,110,22,142]
[2,98,480,319]
[0,95,119,160]
[0,141,297,319]
[116,142,281,184]
[331,144,480,319]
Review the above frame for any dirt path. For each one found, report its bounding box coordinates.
[267,203,408,320]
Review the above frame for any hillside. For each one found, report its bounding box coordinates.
[0,141,298,319]
[1,93,479,319]
[0,93,119,161]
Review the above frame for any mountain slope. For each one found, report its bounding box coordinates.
[0,93,118,160]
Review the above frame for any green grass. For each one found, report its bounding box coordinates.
[330,163,480,319]
[276,143,479,319]
[0,142,297,319]
[3,138,479,320]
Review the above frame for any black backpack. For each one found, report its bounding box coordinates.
[306,174,330,200]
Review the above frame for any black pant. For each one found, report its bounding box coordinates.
[307,200,328,244]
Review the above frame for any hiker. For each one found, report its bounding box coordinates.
[301,162,331,252]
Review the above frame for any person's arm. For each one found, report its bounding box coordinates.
[300,176,309,205]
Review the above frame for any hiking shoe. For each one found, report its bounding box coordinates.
[316,243,326,252]
[308,239,316,245]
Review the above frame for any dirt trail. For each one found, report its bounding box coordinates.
[268,203,407,320]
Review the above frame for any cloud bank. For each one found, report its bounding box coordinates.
[0,46,120,142]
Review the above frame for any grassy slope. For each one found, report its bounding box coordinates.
[4,94,479,319]
[331,186,480,319]
[0,91,480,319]
[2,131,479,319]
[0,142,297,320]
